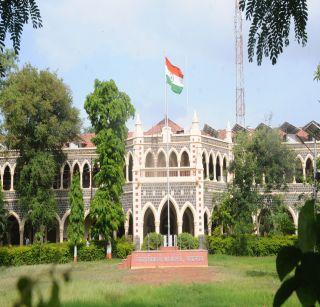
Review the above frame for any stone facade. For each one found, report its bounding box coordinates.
[2,114,319,247]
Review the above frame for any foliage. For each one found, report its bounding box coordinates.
[206,235,296,256]
[216,128,295,236]
[67,173,85,246]
[14,267,70,307]
[114,237,134,259]
[0,65,80,237]
[0,49,18,89]
[84,79,135,243]
[0,182,7,242]
[314,65,320,81]
[0,1,42,76]
[177,232,199,250]
[142,232,163,250]
[77,245,104,262]
[239,0,308,65]
[274,199,320,306]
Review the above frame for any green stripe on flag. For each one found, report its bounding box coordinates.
[166,75,183,94]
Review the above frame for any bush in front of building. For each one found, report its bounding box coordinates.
[206,235,297,256]
[177,233,199,249]
[114,237,134,259]
[0,243,71,266]
[142,232,163,250]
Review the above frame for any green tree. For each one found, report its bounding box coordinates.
[0,1,41,76]
[0,182,7,244]
[221,127,295,235]
[0,49,18,88]
[84,79,135,255]
[240,0,308,65]
[67,173,85,262]
[0,65,80,240]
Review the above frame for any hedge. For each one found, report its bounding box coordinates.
[0,238,134,266]
[177,233,199,250]
[206,235,297,256]
[142,232,163,250]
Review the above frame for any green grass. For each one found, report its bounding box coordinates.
[0,255,300,307]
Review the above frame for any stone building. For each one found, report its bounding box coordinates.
[1,114,318,247]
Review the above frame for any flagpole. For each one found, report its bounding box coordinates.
[165,57,170,246]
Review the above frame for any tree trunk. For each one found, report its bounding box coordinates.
[74,245,78,263]
[106,241,112,259]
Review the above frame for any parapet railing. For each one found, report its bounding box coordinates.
[141,167,194,178]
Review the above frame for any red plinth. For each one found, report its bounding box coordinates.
[118,248,208,269]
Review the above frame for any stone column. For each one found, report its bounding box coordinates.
[59,226,64,243]
[155,221,160,234]
[19,225,24,246]
[178,222,182,234]
[213,162,217,182]
[10,172,14,191]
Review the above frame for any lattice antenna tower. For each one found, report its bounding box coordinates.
[235,0,245,127]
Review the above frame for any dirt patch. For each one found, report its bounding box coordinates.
[123,267,217,285]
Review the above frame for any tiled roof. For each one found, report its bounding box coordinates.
[78,133,95,147]
[145,118,183,135]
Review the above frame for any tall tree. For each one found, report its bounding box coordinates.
[67,173,84,262]
[84,79,135,255]
[0,65,80,240]
[218,127,295,235]
[0,182,7,245]
[240,0,308,65]
[0,1,41,76]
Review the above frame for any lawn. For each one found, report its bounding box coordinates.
[0,255,300,307]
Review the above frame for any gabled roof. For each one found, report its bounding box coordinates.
[280,122,299,134]
[303,120,320,140]
[145,118,183,135]
[256,122,271,130]
[202,124,218,138]
[78,133,95,147]
[232,123,247,133]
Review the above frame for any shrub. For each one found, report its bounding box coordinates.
[206,235,297,256]
[77,244,104,261]
[177,233,199,249]
[142,232,163,250]
[115,241,134,259]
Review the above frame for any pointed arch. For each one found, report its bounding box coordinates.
[62,163,71,189]
[82,162,90,188]
[208,152,215,180]
[202,150,208,179]
[181,202,196,236]
[294,155,304,183]
[216,153,222,182]
[142,204,156,237]
[180,150,190,167]
[3,164,12,191]
[203,207,211,235]
[305,155,313,181]
[72,161,80,177]
[222,155,227,182]
[157,150,167,167]
[145,150,155,168]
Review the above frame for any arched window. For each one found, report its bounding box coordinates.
[208,154,214,180]
[305,158,313,182]
[169,151,178,176]
[157,151,166,167]
[82,163,90,188]
[128,154,133,182]
[202,153,207,179]
[180,151,190,167]
[73,163,80,177]
[294,158,303,183]
[223,157,227,182]
[169,151,178,167]
[62,164,71,189]
[53,167,61,189]
[216,156,221,181]
[145,152,154,168]
[3,165,11,191]
[182,207,194,236]
[180,151,190,176]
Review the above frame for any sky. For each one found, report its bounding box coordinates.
[15,0,320,132]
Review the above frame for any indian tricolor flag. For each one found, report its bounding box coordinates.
[165,57,184,94]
